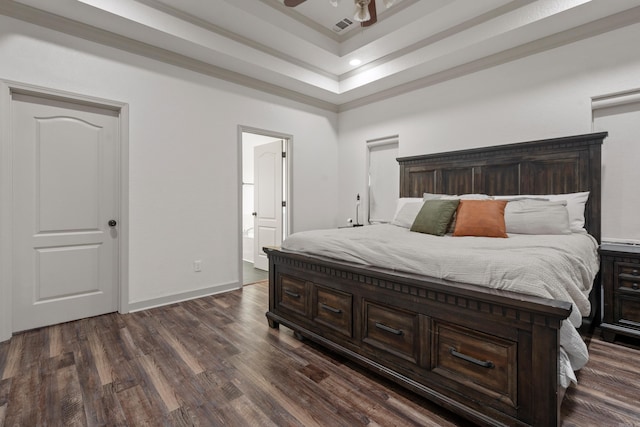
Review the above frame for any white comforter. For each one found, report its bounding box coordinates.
[282,224,600,384]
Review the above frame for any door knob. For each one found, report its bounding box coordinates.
[108,220,117,227]
[252,212,257,216]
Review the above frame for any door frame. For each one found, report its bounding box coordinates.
[237,125,292,284]
[366,135,399,224]
[0,80,130,342]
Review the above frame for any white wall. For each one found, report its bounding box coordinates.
[0,14,339,319]
[338,23,640,243]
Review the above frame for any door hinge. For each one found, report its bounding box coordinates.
[282,151,286,158]
[282,201,286,207]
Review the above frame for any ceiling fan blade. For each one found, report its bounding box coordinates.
[361,0,377,27]
[284,0,307,6]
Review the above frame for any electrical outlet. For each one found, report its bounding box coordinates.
[193,260,202,272]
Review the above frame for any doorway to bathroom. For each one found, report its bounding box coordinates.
[240,128,292,285]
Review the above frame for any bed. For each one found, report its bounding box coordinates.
[265,132,606,427]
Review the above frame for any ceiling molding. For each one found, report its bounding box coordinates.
[3,0,640,113]
[592,88,640,111]
[340,0,530,81]
[137,0,337,81]
[338,5,640,111]
[0,0,339,112]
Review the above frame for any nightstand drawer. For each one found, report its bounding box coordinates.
[616,261,640,293]
[619,277,640,293]
[617,262,640,277]
[313,285,352,337]
[619,297,640,326]
[617,261,640,292]
[363,301,419,364]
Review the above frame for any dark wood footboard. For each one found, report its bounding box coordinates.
[265,247,572,427]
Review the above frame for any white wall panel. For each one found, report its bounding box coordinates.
[36,245,100,300]
[37,117,100,232]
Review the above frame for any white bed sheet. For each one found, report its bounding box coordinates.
[282,224,600,385]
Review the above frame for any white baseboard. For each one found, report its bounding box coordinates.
[0,282,241,343]
[127,281,241,313]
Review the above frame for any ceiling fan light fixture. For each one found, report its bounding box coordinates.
[353,0,371,22]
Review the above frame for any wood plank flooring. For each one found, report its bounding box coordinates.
[1,281,639,426]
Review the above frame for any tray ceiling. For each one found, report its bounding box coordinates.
[2,0,640,111]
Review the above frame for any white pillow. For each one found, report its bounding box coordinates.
[495,192,589,232]
[504,199,571,235]
[438,193,493,200]
[423,192,444,201]
[548,192,589,232]
[391,198,423,228]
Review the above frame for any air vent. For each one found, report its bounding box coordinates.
[333,18,354,32]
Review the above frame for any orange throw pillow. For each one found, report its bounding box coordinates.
[453,200,508,238]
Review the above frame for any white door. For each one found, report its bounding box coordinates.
[253,140,283,271]
[12,93,119,332]
[593,98,640,243]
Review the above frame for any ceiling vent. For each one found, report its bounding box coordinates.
[333,18,354,32]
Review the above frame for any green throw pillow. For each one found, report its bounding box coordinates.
[410,199,460,236]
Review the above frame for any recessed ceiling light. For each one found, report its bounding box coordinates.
[349,59,362,66]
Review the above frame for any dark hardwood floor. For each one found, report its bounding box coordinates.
[1,281,639,426]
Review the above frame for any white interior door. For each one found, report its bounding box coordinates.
[593,97,640,243]
[253,140,283,271]
[368,139,399,224]
[12,93,119,332]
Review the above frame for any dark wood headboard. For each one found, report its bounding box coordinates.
[398,132,606,243]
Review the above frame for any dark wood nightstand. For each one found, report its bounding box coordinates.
[600,243,640,342]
